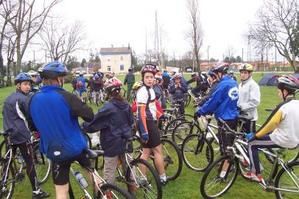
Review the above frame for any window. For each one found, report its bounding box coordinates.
[107,66,111,71]
[120,64,124,71]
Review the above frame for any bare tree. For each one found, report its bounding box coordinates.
[40,20,84,64]
[6,0,60,73]
[186,0,203,72]
[249,0,299,72]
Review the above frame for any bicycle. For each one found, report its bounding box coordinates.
[0,131,51,186]
[114,139,163,199]
[68,149,133,199]
[131,133,183,182]
[200,119,299,199]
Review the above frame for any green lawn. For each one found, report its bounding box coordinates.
[0,73,293,198]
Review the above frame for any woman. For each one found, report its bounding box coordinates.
[136,64,167,185]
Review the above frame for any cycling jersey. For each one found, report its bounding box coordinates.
[29,85,94,161]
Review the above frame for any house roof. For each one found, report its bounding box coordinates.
[100,47,131,55]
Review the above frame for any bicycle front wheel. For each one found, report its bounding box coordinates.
[200,155,238,199]
[97,183,133,199]
[275,161,299,199]
[182,134,213,172]
[161,139,182,181]
[126,158,162,199]
[0,161,15,199]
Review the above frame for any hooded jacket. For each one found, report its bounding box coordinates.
[83,98,134,157]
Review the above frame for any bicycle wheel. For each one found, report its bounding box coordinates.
[126,158,162,199]
[97,183,133,199]
[275,161,299,199]
[32,143,51,184]
[182,134,214,172]
[162,117,183,137]
[83,133,92,149]
[160,139,182,181]
[171,121,200,148]
[0,158,15,199]
[200,155,238,199]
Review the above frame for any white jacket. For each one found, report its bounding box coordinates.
[237,77,260,121]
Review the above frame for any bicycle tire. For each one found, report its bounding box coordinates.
[200,155,238,199]
[97,183,133,199]
[160,139,183,181]
[125,158,162,199]
[182,134,214,172]
[83,133,92,149]
[274,161,299,199]
[0,158,15,199]
[171,121,200,148]
[32,142,51,184]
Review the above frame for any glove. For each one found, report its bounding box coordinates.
[141,132,149,142]
[246,132,255,142]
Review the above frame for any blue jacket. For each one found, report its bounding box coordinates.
[168,78,188,101]
[29,85,94,161]
[83,99,134,157]
[2,91,32,144]
[197,76,239,120]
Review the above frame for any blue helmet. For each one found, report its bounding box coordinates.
[40,61,68,79]
[14,72,33,85]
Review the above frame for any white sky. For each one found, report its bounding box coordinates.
[35,0,266,62]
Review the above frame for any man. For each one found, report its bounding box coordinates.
[124,68,135,101]
[29,61,94,199]
[186,72,209,97]
[238,63,260,133]
[195,63,239,154]
[3,72,49,199]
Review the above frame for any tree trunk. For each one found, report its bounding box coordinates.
[0,54,4,87]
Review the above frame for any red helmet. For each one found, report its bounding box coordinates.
[277,75,299,93]
[104,77,122,93]
[141,64,157,75]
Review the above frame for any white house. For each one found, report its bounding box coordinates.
[100,47,132,74]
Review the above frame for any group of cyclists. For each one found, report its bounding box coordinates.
[2,59,299,199]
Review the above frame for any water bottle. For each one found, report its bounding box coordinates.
[74,171,88,189]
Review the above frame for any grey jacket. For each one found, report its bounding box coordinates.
[237,77,261,121]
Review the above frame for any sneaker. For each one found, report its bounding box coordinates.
[243,172,265,184]
[32,189,50,199]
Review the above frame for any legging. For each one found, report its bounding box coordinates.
[248,135,280,174]
[12,142,38,191]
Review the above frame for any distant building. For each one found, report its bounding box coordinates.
[100,47,132,74]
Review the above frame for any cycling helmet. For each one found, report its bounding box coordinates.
[213,62,229,73]
[132,81,143,90]
[141,64,157,75]
[27,70,38,76]
[40,61,68,79]
[105,72,114,78]
[104,77,122,93]
[239,63,253,72]
[277,75,299,93]
[14,72,33,84]
[94,74,100,79]
[172,73,182,79]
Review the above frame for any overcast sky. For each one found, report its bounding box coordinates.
[47,0,265,61]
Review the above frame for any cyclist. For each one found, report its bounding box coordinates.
[245,75,299,183]
[187,72,209,97]
[168,73,188,115]
[195,62,239,154]
[136,64,167,185]
[29,61,94,199]
[89,73,104,103]
[2,72,49,199]
[153,74,166,109]
[238,63,260,133]
[75,72,88,101]
[124,68,135,101]
[28,70,41,93]
[83,77,134,192]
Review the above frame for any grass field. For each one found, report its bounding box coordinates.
[0,73,294,199]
